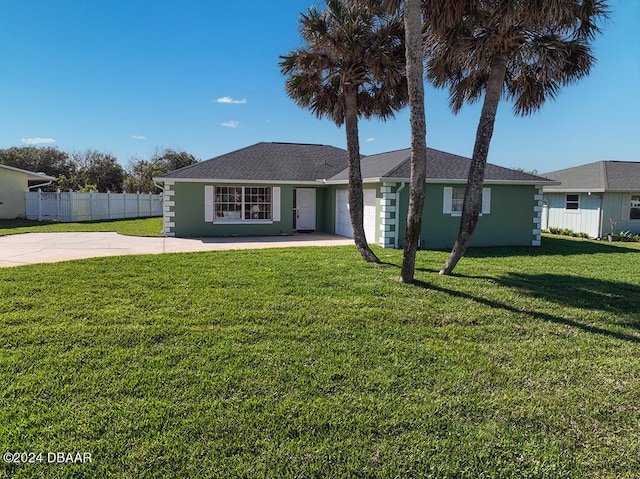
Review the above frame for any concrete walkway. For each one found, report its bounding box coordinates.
[0,232,354,268]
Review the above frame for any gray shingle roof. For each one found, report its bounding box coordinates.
[159,142,552,184]
[328,147,551,183]
[159,142,349,182]
[542,161,640,192]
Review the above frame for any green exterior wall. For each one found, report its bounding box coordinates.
[169,182,335,237]
[167,180,540,248]
[396,183,538,249]
[320,186,337,234]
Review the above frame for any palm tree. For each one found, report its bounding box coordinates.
[395,0,427,283]
[425,0,609,275]
[280,0,408,264]
[368,0,464,282]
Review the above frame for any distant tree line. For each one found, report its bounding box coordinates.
[0,146,198,193]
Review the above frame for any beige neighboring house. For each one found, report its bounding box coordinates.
[0,164,56,219]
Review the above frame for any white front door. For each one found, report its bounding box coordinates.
[296,188,316,231]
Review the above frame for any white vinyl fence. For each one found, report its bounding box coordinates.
[25,190,162,222]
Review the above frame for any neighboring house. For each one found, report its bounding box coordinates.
[155,142,553,249]
[0,164,55,219]
[542,161,640,238]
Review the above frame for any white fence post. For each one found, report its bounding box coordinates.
[37,189,42,221]
[68,189,73,222]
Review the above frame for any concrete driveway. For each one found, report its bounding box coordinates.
[0,232,354,268]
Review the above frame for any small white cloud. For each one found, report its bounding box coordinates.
[216,96,247,104]
[221,120,240,128]
[21,137,56,145]
[366,137,375,142]
[131,135,147,140]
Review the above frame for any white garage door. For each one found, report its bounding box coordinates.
[335,189,376,243]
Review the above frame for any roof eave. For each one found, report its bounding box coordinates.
[323,177,559,185]
[379,177,559,185]
[0,164,56,181]
[543,187,640,193]
[542,187,606,193]
[323,177,385,185]
[27,174,57,181]
[154,177,327,185]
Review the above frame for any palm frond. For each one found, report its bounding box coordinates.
[424,0,608,116]
[280,0,408,125]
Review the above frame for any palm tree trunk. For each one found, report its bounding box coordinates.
[344,85,380,264]
[400,0,427,283]
[440,55,507,275]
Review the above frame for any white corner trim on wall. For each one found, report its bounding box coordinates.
[163,183,176,237]
[532,186,544,246]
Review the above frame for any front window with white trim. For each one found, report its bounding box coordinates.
[214,186,243,219]
[215,186,272,220]
[204,185,280,223]
[443,186,491,216]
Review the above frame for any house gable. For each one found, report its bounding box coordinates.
[326,147,551,184]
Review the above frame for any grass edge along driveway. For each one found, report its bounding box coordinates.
[0,217,164,237]
[0,236,638,478]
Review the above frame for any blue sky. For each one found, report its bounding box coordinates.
[1,0,638,173]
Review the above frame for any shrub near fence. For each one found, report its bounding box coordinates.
[25,190,162,222]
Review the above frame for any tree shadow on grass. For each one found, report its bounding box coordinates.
[491,273,640,321]
[462,236,640,258]
[393,237,639,275]
[413,275,640,344]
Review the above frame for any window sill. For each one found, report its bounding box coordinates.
[447,212,486,217]
[213,220,274,225]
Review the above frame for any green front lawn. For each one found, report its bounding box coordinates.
[0,217,163,237]
[1,237,638,478]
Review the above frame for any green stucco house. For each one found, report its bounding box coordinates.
[155,142,553,249]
